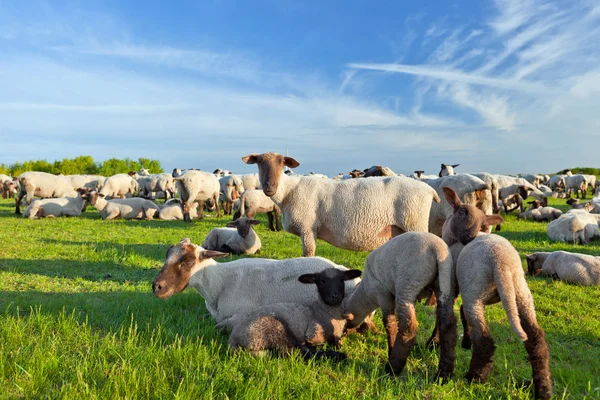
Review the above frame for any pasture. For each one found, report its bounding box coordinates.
[0,196,599,399]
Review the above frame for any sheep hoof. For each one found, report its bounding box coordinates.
[384,363,404,377]
[433,370,452,384]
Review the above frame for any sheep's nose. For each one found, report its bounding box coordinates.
[153,282,162,293]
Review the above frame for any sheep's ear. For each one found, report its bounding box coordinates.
[200,250,228,260]
[452,164,460,168]
[179,238,192,246]
[343,269,362,281]
[298,274,317,284]
[484,214,504,226]
[442,187,462,211]
[225,221,237,228]
[242,154,260,164]
[283,156,300,169]
[249,219,261,225]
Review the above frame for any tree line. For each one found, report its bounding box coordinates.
[0,156,164,177]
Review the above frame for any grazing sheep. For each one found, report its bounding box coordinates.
[546,209,600,244]
[526,251,600,286]
[439,188,552,400]
[242,152,440,256]
[565,174,588,199]
[233,189,282,232]
[225,268,361,359]
[202,217,262,255]
[86,191,160,220]
[547,175,566,191]
[137,173,176,200]
[501,193,523,213]
[566,198,595,212]
[219,175,245,215]
[23,188,89,219]
[173,170,221,221]
[343,232,457,381]
[159,199,199,220]
[15,172,78,214]
[438,163,460,177]
[100,172,139,199]
[363,166,396,177]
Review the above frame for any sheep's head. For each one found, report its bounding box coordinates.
[226,217,260,238]
[566,198,579,207]
[442,187,504,245]
[152,238,227,299]
[528,199,542,210]
[439,163,459,177]
[414,170,424,178]
[85,191,103,205]
[241,152,300,196]
[526,253,545,276]
[298,268,362,306]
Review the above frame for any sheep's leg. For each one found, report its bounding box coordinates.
[300,231,316,257]
[267,211,276,231]
[15,191,25,214]
[386,302,418,376]
[274,206,282,231]
[104,209,120,220]
[214,193,222,218]
[460,305,472,349]
[464,302,495,383]
[425,318,439,349]
[434,296,458,382]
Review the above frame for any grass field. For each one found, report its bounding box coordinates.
[1,196,599,399]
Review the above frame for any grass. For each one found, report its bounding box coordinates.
[0,196,599,399]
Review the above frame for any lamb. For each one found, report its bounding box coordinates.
[242,152,440,256]
[15,171,78,214]
[565,174,588,199]
[566,198,595,212]
[547,175,566,191]
[363,165,396,177]
[100,172,139,199]
[159,198,199,220]
[225,268,361,360]
[526,251,600,286]
[233,189,282,231]
[219,175,245,215]
[439,163,460,177]
[343,232,457,381]
[65,174,105,191]
[470,172,500,214]
[23,188,89,219]
[438,187,552,400]
[546,209,600,244]
[86,191,160,220]
[518,200,563,222]
[202,217,262,255]
[173,170,221,221]
[137,173,176,200]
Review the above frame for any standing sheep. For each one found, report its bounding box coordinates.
[100,172,139,199]
[565,174,588,199]
[526,251,600,286]
[15,172,78,214]
[242,152,440,256]
[174,170,221,221]
[137,173,176,200]
[202,218,262,255]
[219,175,245,215]
[241,173,261,190]
[233,189,282,232]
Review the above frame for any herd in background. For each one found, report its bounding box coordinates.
[3,152,600,399]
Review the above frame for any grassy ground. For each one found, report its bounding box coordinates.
[0,196,599,399]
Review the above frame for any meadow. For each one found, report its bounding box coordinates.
[0,196,599,399]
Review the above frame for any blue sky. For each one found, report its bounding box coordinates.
[1,0,599,176]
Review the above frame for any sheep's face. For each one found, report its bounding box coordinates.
[85,191,102,205]
[152,239,227,299]
[298,268,362,306]
[528,200,542,210]
[526,254,543,276]
[241,152,300,196]
[439,163,459,177]
[226,218,260,238]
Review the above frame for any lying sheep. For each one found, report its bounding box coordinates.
[233,189,282,231]
[159,199,199,220]
[100,172,138,199]
[225,268,361,360]
[15,172,78,214]
[86,191,160,220]
[566,198,595,212]
[174,170,221,221]
[23,188,89,219]
[242,152,440,256]
[527,251,600,286]
[202,217,262,255]
[518,200,563,222]
[439,187,552,400]
[219,175,245,215]
[546,209,600,244]
[438,163,460,177]
[363,166,396,177]
[343,232,457,381]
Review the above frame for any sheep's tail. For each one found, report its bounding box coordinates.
[299,345,347,362]
[432,190,441,203]
[494,263,528,341]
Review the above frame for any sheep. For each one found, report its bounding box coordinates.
[547,175,566,191]
[65,174,105,191]
[566,198,595,212]
[438,187,552,400]
[538,185,553,195]
[500,193,523,213]
[565,174,589,199]
[158,198,199,220]
[23,188,89,219]
[86,191,160,220]
[242,152,440,256]
[424,174,492,236]
[412,170,438,180]
[342,169,364,179]
[138,168,150,176]
[14,171,78,214]
[582,174,597,194]
[225,268,362,360]
[438,163,460,177]
[495,175,547,205]
[526,251,600,286]
[219,175,245,215]
[202,217,262,255]
[2,179,17,199]
[232,189,282,232]
[518,206,563,222]
[542,174,550,185]
[363,166,396,177]
[521,174,542,187]
[100,172,139,199]
[469,172,500,215]
[137,173,176,200]
[343,232,458,381]
[151,238,364,330]
[241,173,260,190]
[213,168,232,178]
[546,209,600,244]
[172,168,182,178]
[173,170,221,221]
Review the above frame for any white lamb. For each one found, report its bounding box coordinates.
[23,188,88,219]
[202,217,262,255]
[159,199,199,220]
[526,251,600,286]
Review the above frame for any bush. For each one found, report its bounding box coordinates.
[0,156,164,176]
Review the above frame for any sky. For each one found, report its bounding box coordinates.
[1,0,599,176]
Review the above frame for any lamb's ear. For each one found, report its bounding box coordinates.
[343,269,362,281]
[442,187,462,211]
[452,164,460,168]
[283,156,300,169]
[200,250,228,260]
[226,221,238,228]
[249,219,261,225]
[484,214,504,226]
[241,154,260,164]
[298,273,317,284]
[179,238,191,246]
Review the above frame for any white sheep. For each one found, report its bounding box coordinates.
[565,174,588,199]
[412,170,438,180]
[23,188,89,219]
[242,152,440,256]
[86,191,160,220]
[438,163,460,177]
[547,175,566,191]
[64,174,105,191]
[233,189,282,231]
[100,173,139,199]
[173,170,221,221]
[343,232,457,381]
[219,175,245,215]
[158,199,199,220]
[15,171,78,214]
[495,174,547,204]
[241,173,261,190]
[566,198,595,212]
[546,209,600,244]
[363,166,396,177]
[202,217,262,255]
[526,251,600,286]
[521,174,542,187]
[137,173,176,200]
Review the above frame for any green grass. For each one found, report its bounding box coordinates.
[1,197,599,399]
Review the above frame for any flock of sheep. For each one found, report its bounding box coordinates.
[4,152,600,400]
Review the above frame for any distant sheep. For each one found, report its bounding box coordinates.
[546,210,600,244]
[233,189,282,231]
[173,170,221,221]
[100,172,139,199]
[86,191,160,220]
[438,163,459,177]
[565,174,588,199]
[23,188,89,219]
[159,199,198,220]
[363,166,396,177]
[527,251,600,286]
[15,172,78,214]
[219,175,245,215]
[202,217,262,255]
